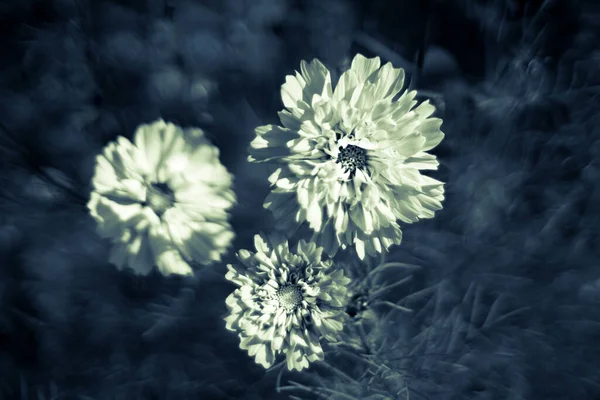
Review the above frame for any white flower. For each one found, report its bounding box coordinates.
[88,119,236,276]
[249,54,445,260]
[224,233,350,371]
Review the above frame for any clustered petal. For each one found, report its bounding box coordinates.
[88,119,236,276]
[249,54,445,259]
[224,233,351,371]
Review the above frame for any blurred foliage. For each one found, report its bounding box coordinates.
[0,0,599,399]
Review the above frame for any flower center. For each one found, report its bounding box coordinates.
[336,144,367,177]
[145,182,175,217]
[276,284,303,312]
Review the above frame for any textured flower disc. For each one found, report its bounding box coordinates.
[88,119,236,276]
[249,54,445,259]
[224,233,351,371]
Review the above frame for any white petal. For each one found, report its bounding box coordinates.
[249,125,299,163]
[281,74,306,110]
[127,235,155,275]
[134,119,166,169]
[148,224,193,276]
[278,110,302,130]
[254,344,274,368]
[355,238,366,260]
[418,118,444,151]
[254,233,271,255]
[404,151,440,170]
[155,125,187,182]
[392,132,427,157]
[332,70,359,103]
[333,202,348,233]
[299,59,332,99]
[350,54,381,83]
[369,62,405,99]
[306,199,323,232]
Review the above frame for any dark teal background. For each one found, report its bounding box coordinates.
[0,0,599,399]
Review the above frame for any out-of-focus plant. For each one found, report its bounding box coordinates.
[88,119,236,276]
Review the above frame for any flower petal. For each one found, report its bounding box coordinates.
[350,54,381,84]
[248,54,445,259]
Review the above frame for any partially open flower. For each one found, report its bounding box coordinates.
[224,233,350,371]
[249,54,445,259]
[88,119,236,276]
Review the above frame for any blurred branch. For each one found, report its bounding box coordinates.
[413,0,437,89]
[369,275,413,298]
[366,261,420,281]
[375,300,413,313]
[0,121,88,206]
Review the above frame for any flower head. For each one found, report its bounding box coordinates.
[88,119,236,276]
[249,54,445,259]
[224,233,350,371]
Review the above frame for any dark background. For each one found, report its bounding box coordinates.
[1,0,600,399]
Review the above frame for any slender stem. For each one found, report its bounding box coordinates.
[0,121,88,205]
[367,262,420,281]
[375,300,413,313]
[377,251,386,268]
[317,361,357,383]
[400,285,437,303]
[356,321,372,354]
[275,364,285,393]
[370,275,413,298]
[336,349,379,368]
[413,2,433,88]
[266,359,286,373]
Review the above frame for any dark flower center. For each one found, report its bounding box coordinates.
[336,144,367,177]
[276,284,304,312]
[145,182,175,217]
